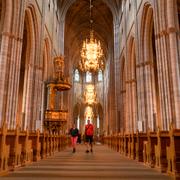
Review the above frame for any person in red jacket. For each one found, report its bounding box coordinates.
[85,118,94,153]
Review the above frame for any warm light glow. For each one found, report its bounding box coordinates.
[85,106,93,121]
[84,84,96,105]
[80,31,104,72]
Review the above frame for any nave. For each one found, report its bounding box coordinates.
[0,144,172,180]
[0,0,180,179]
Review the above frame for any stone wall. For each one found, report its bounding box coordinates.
[115,0,180,133]
[0,0,61,131]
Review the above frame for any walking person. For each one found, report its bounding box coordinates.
[85,118,94,153]
[69,123,79,153]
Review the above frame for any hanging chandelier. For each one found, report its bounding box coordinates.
[79,0,104,72]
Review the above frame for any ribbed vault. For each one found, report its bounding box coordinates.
[63,0,117,69]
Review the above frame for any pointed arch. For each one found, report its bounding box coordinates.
[127,36,137,133]
[15,5,40,130]
[139,3,162,131]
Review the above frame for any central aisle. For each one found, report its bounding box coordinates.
[1,144,173,180]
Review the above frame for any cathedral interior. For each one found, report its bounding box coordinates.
[0,0,180,179]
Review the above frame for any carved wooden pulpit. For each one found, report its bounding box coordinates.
[44,55,71,134]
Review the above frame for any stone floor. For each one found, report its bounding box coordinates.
[0,144,173,180]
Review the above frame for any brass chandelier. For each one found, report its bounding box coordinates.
[79,0,104,72]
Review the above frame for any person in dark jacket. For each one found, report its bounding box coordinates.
[69,123,79,153]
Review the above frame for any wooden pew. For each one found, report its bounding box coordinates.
[124,134,129,156]
[143,131,157,167]
[0,124,10,173]
[54,135,58,152]
[166,127,180,177]
[130,133,136,159]
[58,134,62,152]
[29,130,41,161]
[116,135,119,152]
[19,130,33,165]
[6,127,22,169]
[40,131,48,159]
[119,133,124,154]
[155,129,170,172]
[136,131,147,162]
[49,134,53,156]
[127,134,130,157]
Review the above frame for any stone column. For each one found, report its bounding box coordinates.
[0,0,13,126]
[59,20,65,55]
[25,64,36,130]
[166,0,180,128]
[113,20,121,133]
[131,79,137,133]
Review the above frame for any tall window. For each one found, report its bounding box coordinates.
[86,71,92,82]
[98,70,103,81]
[121,0,124,12]
[97,115,100,128]
[77,116,80,129]
[74,69,80,82]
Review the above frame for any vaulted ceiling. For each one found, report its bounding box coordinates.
[59,0,122,70]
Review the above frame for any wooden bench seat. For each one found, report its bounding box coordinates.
[155,130,170,172]
[166,128,180,177]
[0,126,10,172]
[143,131,157,167]
[6,128,23,169]
[136,132,147,162]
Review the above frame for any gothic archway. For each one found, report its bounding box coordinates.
[140,3,161,131]
[16,6,39,130]
[128,37,137,133]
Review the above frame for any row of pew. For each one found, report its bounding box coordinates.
[0,125,70,175]
[103,128,180,179]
